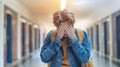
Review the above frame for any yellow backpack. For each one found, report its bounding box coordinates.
[48,29,94,67]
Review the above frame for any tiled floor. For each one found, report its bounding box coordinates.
[92,52,118,67]
[17,50,47,67]
[17,50,119,67]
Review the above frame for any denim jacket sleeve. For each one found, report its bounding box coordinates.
[40,30,62,63]
[70,31,91,63]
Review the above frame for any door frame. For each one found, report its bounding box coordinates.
[101,17,110,56]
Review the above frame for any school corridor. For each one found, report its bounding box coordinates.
[0,0,120,67]
[15,50,118,67]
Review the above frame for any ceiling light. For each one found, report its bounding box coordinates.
[61,0,66,10]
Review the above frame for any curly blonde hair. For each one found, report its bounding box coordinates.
[53,9,75,27]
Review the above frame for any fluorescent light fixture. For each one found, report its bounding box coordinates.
[28,22,32,25]
[61,0,66,10]
[20,18,26,23]
[34,25,38,28]
[6,10,12,15]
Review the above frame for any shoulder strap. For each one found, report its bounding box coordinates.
[50,30,57,41]
[76,28,84,43]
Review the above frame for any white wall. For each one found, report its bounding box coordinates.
[0,0,4,67]
[17,14,22,62]
[92,0,120,24]
[40,26,44,49]
[2,0,37,64]
[3,0,36,22]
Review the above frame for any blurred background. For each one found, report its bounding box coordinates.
[0,0,120,67]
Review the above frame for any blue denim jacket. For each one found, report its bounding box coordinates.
[40,29,91,67]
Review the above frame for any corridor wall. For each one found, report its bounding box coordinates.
[0,0,4,67]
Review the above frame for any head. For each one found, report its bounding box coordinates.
[53,9,75,37]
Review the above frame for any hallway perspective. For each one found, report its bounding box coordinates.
[1,0,120,67]
[17,50,118,67]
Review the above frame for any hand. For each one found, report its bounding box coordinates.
[57,23,65,39]
[64,23,75,39]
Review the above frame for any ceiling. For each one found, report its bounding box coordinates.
[19,0,120,31]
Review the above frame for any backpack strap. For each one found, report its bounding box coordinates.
[76,28,84,43]
[48,30,57,67]
[50,30,57,41]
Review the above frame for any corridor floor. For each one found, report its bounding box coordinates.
[17,49,119,67]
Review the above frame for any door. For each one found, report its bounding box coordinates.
[38,29,40,48]
[29,25,32,53]
[91,28,94,49]
[116,16,120,59]
[104,22,108,55]
[87,29,89,36]
[35,28,37,49]
[96,25,99,52]
[21,23,26,57]
[6,14,12,63]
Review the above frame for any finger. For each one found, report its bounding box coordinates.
[63,23,67,31]
[65,23,69,29]
[66,24,71,32]
[65,25,69,34]
[65,23,73,35]
[59,24,65,35]
[67,25,73,37]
